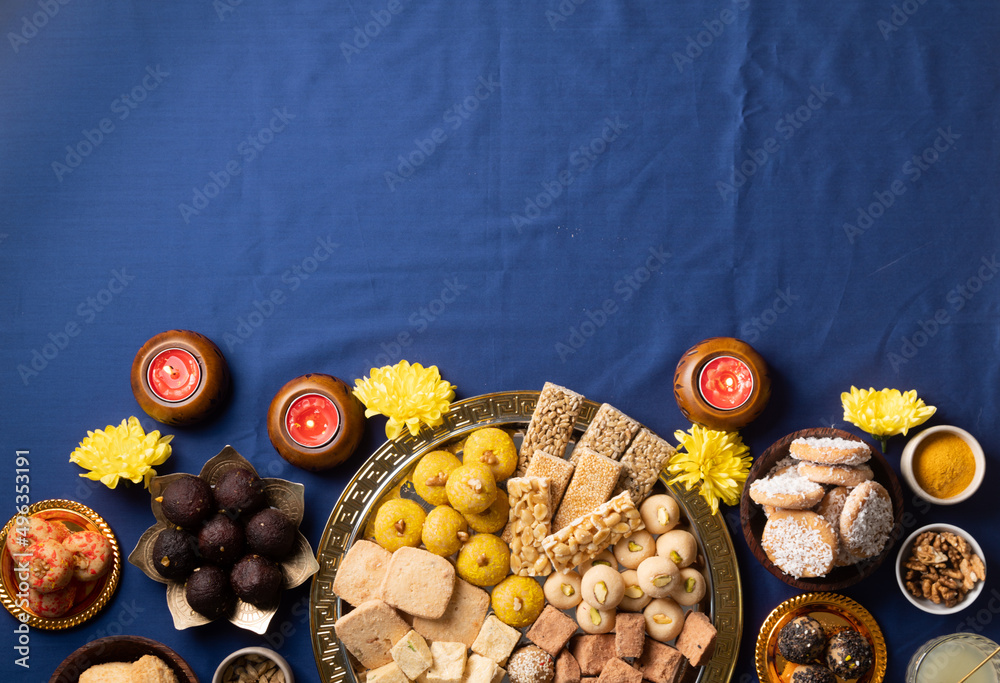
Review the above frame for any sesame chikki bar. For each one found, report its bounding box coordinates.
[552,449,622,532]
[516,383,584,476]
[524,449,575,510]
[541,492,644,574]
[573,403,640,463]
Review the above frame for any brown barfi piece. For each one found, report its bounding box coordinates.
[552,450,622,531]
[675,612,717,667]
[517,383,584,475]
[525,450,575,509]
[526,605,578,656]
[637,640,686,683]
[334,599,410,669]
[333,540,391,607]
[617,429,676,504]
[571,634,617,676]
[597,658,642,683]
[574,404,640,462]
[615,613,645,659]
[555,651,581,683]
[582,679,599,683]
[412,577,489,647]
[381,546,456,619]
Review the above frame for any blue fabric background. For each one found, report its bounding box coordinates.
[1,0,998,681]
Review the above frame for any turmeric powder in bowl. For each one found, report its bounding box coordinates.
[912,432,975,499]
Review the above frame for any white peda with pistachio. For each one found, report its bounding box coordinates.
[637,555,680,598]
[613,530,655,569]
[674,568,707,606]
[575,600,616,634]
[542,571,582,610]
[618,569,652,611]
[639,494,681,535]
[643,598,685,642]
[657,529,698,568]
[580,564,624,610]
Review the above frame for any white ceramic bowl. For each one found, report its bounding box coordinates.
[900,425,985,504]
[213,647,294,683]
[895,523,986,615]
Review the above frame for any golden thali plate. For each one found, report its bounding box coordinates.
[0,499,122,630]
[309,390,743,683]
[756,592,887,683]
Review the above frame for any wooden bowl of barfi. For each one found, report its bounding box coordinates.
[740,428,905,591]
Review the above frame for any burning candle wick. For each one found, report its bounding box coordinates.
[305,419,315,429]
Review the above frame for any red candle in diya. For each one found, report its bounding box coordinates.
[674,337,770,432]
[131,330,231,426]
[698,355,754,411]
[268,374,365,471]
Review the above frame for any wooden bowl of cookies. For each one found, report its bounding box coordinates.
[739,428,905,591]
[48,635,198,683]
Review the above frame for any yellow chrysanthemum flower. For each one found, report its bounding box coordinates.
[841,386,936,451]
[69,417,173,489]
[353,360,456,440]
[667,425,752,516]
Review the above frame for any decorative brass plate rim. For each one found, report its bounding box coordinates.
[309,390,742,683]
[755,591,888,683]
[0,498,122,630]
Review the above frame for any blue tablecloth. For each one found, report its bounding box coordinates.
[1,1,998,681]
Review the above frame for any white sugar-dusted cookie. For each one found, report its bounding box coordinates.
[789,436,871,466]
[762,510,837,578]
[840,481,893,559]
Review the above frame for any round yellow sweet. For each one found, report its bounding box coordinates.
[421,506,468,556]
[491,575,545,628]
[445,463,497,515]
[463,492,509,533]
[373,499,426,552]
[456,534,510,587]
[413,451,462,507]
[463,428,518,482]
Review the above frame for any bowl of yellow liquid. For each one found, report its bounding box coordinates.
[907,634,1000,683]
[901,425,985,505]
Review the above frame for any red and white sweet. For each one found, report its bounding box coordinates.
[63,530,113,583]
[27,539,74,594]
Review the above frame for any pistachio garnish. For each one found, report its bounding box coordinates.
[670,550,683,565]
[685,577,697,593]
[593,559,612,567]
[589,607,602,625]
[652,613,672,625]
[561,584,576,597]
[652,574,673,587]
[624,584,644,599]
[657,506,669,526]
[594,581,608,603]
[628,541,642,552]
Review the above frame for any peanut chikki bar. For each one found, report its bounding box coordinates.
[573,403,640,463]
[516,383,584,475]
[506,477,554,577]
[552,449,622,531]
[541,491,644,574]
[616,428,676,504]
[524,449,575,509]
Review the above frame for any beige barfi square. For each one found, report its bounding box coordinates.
[552,449,622,531]
[381,546,456,619]
[413,578,490,647]
[391,629,434,679]
[471,615,521,666]
[333,539,391,607]
[463,654,500,683]
[422,641,467,683]
[367,662,409,683]
[334,599,410,669]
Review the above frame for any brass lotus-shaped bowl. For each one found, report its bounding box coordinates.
[129,445,319,633]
